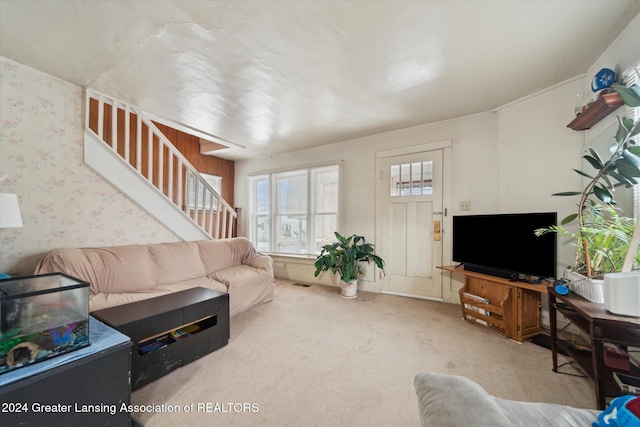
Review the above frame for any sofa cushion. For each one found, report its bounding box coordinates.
[153,277,227,294]
[89,290,173,312]
[89,277,227,312]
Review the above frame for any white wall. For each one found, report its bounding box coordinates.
[235,93,578,301]
[496,78,584,276]
[235,13,640,304]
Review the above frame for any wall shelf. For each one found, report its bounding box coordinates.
[567,92,623,131]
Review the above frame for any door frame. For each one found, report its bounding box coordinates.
[374,140,454,302]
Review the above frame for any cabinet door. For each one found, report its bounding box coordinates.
[517,288,541,340]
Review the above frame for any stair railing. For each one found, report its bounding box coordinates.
[85,88,236,239]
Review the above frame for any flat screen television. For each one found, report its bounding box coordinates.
[452,212,557,282]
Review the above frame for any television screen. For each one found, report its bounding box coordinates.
[452,212,557,281]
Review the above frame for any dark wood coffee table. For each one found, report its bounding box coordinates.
[91,287,229,390]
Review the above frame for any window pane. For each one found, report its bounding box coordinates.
[276,171,307,214]
[314,214,337,253]
[256,178,269,214]
[312,166,339,213]
[401,163,411,195]
[411,162,422,195]
[422,161,433,194]
[256,215,269,251]
[276,215,307,254]
[390,164,400,196]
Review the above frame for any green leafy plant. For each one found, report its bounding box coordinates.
[536,202,639,278]
[314,232,385,283]
[545,84,640,278]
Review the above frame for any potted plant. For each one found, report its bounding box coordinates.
[313,232,385,298]
[536,83,640,302]
[536,202,639,284]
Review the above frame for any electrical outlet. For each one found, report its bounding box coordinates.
[459,201,471,210]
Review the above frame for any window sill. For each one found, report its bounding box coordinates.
[267,253,317,263]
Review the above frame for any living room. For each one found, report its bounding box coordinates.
[1,1,640,426]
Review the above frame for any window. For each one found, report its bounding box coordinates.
[623,63,640,219]
[249,164,340,255]
[390,161,433,196]
[188,172,222,210]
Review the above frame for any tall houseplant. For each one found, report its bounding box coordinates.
[536,202,639,277]
[538,84,640,300]
[314,232,385,298]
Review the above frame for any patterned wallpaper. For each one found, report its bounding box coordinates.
[0,57,179,276]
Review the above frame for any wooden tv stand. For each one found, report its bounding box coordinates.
[438,265,548,342]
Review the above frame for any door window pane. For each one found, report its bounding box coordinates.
[390,161,433,196]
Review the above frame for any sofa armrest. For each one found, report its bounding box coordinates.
[244,254,273,271]
[414,372,513,427]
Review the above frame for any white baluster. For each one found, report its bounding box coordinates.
[147,128,153,184]
[177,161,183,211]
[136,116,142,173]
[221,206,228,238]
[124,105,131,163]
[97,95,104,140]
[168,152,173,202]
[111,102,118,150]
[215,199,221,239]
[158,140,163,192]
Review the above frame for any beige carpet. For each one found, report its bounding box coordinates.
[131,279,596,426]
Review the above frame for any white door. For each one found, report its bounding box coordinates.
[378,150,443,299]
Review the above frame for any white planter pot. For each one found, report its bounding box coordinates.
[604,271,640,316]
[565,270,605,303]
[341,280,358,298]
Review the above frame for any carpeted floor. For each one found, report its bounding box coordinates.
[131,279,595,426]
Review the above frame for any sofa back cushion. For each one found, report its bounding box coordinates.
[147,242,208,287]
[196,238,258,273]
[34,245,157,294]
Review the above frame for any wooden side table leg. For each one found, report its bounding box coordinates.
[592,334,607,410]
[549,293,558,372]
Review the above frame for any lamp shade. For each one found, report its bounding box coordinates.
[0,193,23,228]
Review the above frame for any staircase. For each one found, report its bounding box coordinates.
[84,89,236,241]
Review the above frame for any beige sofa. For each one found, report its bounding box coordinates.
[34,238,275,318]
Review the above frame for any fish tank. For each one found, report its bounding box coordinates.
[0,273,90,373]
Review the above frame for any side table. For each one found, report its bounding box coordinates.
[548,288,640,409]
[0,316,132,426]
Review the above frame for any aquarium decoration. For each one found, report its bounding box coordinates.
[0,273,90,373]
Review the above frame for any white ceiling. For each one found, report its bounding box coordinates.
[1,1,639,160]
